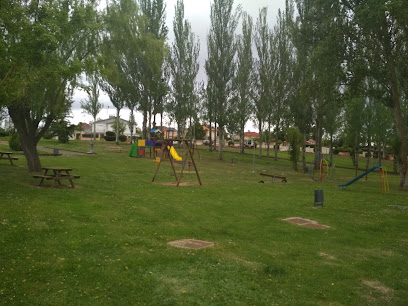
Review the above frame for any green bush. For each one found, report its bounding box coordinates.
[9,133,22,151]
[58,132,69,143]
[0,127,7,137]
[286,127,302,171]
[119,135,127,142]
[104,131,116,141]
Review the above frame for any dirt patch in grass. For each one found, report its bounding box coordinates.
[363,280,393,294]
[282,217,330,229]
[318,252,336,260]
[168,239,215,249]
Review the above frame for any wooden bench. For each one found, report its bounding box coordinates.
[105,146,122,153]
[0,152,18,165]
[260,173,287,183]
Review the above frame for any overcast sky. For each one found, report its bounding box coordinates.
[70,0,286,128]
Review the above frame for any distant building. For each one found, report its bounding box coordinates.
[74,116,138,140]
[244,130,259,140]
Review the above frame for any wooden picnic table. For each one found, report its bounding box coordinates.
[0,152,18,165]
[32,167,80,188]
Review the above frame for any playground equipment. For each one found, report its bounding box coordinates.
[338,165,389,194]
[260,173,287,183]
[307,154,335,182]
[152,139,202,187]
[167,145,182,161]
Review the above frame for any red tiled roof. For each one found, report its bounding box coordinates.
[81,123,92,131]
[244,131,259,137]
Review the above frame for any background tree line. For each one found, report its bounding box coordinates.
[1,0,407,189]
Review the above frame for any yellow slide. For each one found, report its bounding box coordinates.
[167,146,182,161]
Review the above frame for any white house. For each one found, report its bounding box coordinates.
[93,116,137,136]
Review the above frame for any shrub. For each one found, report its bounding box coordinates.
[104,131,116,141]
[104,135,116,141]
[58,132,69,143]
[0,127,7,137]
[119,135,127,142]
[9,133,22,151]
[286,127,302,171]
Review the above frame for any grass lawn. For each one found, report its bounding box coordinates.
[1,140,407,305]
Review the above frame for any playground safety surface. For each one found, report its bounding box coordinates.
[167,239,215,249]
[282,217,330,229]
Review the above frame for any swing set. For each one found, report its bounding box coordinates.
[152,139,202,187]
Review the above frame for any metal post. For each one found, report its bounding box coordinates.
[252,139,255,173]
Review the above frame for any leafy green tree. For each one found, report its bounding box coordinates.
[286,0,313,171]
[111,120,127,136]
[1,0,99,171]
[186,121,206,140]
[101,0,134,144]
[254,7,272,157]
[288,0,346,166]
[50,120,76,144]
[345,0,408,188]
[138,0,168,138]
[232,12,254,154]
[168,0,200,140]
[81,73,103,142]
[286,127,302,171]
[270,9,292,160]
[344,97,365,172]
[205,0,241,160]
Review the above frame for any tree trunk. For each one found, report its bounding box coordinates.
[393,155,398,174]
[218,126,223,160]
[366,135,371,170]
[392,95,408,189]
[267,121,271,157]
[274,121,280,161]
[19,133,42,172]
[302,131,307,171]
[142,110,148,140]
[258,121,263,157]
[329,133,333,166]
[93,118,96,141]
[213,122,217,151]
[314,117,323,163]
[209,120,212,152]
[115,108,120,145]
[240,126,245,154]
[8,106,43,172]
[354,133,359,177]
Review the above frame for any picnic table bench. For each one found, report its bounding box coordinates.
[260,173,287,183]
[32,167,80,188]
[105,146,122,153]
[0,152,18,165]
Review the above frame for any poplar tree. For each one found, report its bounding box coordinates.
[80,73,103,142]
[254,7,272,157]
[168,0,200,139]
[344,0,408,188]
[205,0,241,160]
[232,12,254,154]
